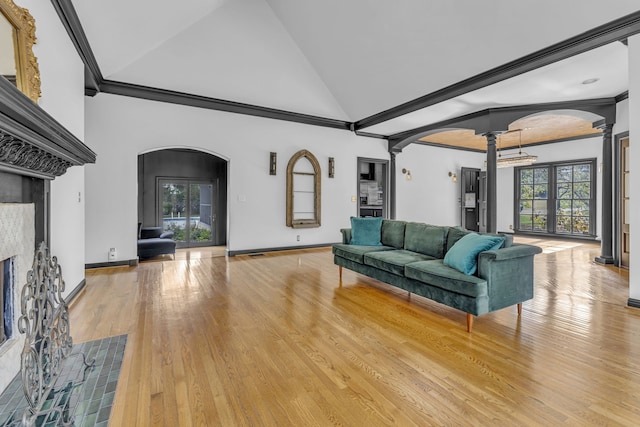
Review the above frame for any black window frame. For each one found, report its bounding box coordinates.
[514,158,597,238]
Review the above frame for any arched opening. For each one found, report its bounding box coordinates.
[138,148,228,250]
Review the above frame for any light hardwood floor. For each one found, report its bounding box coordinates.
[70,239,640,426]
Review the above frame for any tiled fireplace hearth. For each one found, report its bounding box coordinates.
[0,204,34,395]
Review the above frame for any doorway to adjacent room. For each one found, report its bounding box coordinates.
[138,148,228,249]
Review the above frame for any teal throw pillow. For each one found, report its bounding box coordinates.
[443,233,505,275]
[350,216,383,246]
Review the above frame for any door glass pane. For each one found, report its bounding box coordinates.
[189,184,213,244]
[162,183,187,242]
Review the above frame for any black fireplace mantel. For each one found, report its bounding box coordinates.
[0,77,96,180]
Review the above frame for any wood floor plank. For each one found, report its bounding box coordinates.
[70,241,640,426]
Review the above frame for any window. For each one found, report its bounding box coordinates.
[286,150,321,228]
[516,159,596,237]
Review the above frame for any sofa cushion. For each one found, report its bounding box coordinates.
[381,220,407,249]
[332,244,394,264]
[137,238,177,259]
[350,216,383,246]
[444,233,505,275]
[364,250,435,276]
[404,223,448,258]
[446,227,513,254]
[446,227,471,253]
[405,259,488,298]
[140,226,163,239]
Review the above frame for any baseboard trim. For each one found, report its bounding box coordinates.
[85,259,138,269]
[67,279,86,304]
[228,243,337,257]
[627,298,640,309]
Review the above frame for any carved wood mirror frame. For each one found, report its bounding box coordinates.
[286,149,321,228]
[0,0,40,102]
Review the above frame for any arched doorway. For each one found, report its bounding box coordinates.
[138,148,227,248]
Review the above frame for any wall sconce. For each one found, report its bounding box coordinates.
[448,172,458,182]
[328,157,335,178]
[269,152,277,175]
[402,168,412,181]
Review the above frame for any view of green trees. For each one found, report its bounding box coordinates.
[162,183,212,242]
[518,164,591,235]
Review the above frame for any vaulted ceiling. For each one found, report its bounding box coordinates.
[68,0,640,150]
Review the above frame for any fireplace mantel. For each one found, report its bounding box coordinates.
[0,77,96,180]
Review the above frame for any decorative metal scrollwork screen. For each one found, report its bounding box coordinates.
[17,242,92,425]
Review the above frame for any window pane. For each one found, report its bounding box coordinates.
[557,166,572,182]
[534,184,548,199]
[520,169,533,184]
[556,216,571,233]
[534,168,548,183]
[557,183,572,199]
[573,200,589,216]
[533,215,547,231]
[573,218,589,234]
[520,184,533,199]
[573,182,590,199]
[573,164,591,182]
[519,215,532,231]
[557,200,571,215]
[520,200,532,213]
[516,161,594,237]
[533,200,547,215]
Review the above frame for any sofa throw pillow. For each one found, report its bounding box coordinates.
[443,232,505,275]
[350,216,383,246]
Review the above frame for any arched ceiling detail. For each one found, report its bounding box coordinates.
[391,102,614,152]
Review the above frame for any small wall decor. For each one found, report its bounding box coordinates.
[402,168,412,181]
[269,152,277,175]
[328,157,335,178]
[286,150,321,228]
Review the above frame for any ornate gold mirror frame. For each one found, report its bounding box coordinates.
[0,0,40,102]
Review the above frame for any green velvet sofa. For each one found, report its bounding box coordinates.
[332,219,542,332]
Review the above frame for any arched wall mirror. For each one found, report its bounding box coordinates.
[0,0,40,102]
[286,149,321,228]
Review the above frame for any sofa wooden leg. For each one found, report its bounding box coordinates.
[339,266,342,286]
[517,303,522,315]
[467,314,473,333]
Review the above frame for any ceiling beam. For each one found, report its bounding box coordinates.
[357,10,640,131]
[50,0,103,94]
[100,80,352,130]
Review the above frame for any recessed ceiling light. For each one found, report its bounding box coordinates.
[582,78,600,85]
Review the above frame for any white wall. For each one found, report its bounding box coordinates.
[495,137,603,237]
[84,94,388,263]
[19,0,87,295]
[628,35,640,301]
[395,144,485,225]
